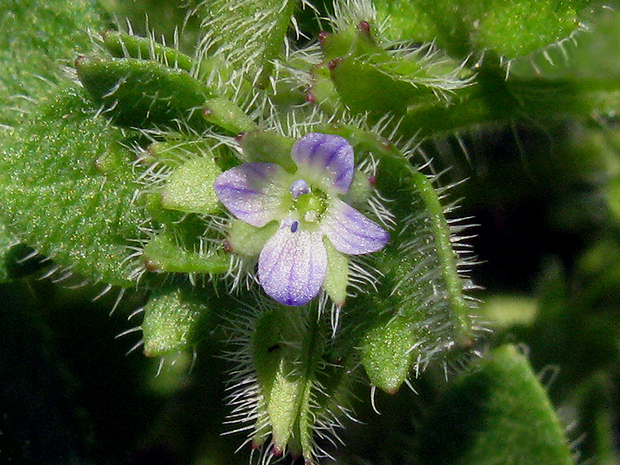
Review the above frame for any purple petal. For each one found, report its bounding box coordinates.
[291,133,354,194]
[258,220,327,306]
[321,199,389,255]
[213,163,287,227]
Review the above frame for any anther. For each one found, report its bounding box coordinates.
[290,179,310,199]
[290,221,299,233]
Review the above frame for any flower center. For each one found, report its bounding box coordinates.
[289,179,328,226]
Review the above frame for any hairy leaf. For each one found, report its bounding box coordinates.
[0,0,109,128]
[416,345,575,465]
[0,86,146,286]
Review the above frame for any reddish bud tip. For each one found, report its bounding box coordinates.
[368,175,377,186]
[357,21,371,35]
[318,31,330,45]
[328,58,342,71]
[272,444,284,457]
[306,91,315,103]
[223,240,233,253]
[203,107,213,117]
[143,258,162,272]
[235,131,246,143]
[74,55,88,69]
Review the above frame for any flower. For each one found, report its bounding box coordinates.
[213,133,389,306]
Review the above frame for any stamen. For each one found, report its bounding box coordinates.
[290,221,299,233]
[290,179,310,199]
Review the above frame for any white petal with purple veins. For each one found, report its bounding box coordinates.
[213,163,288,227]
[291,133,354,194]
[321,199,390,255]
[258,220,328,306]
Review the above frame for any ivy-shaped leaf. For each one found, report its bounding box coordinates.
[0,86,147,287]
[0,0,109,129]
[373,0,588,60]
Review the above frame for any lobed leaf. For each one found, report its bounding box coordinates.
[0,0,109,128]
[373,0,588,60]
[0,86,147,286]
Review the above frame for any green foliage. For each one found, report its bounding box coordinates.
[373,0,589,59]
[416,345,574,465]
[0,86,145,286]
[102,30,194,72]
[2,0,620,464]
[0,0,109,128]
[249,304,353,461]
[160,156,221,214]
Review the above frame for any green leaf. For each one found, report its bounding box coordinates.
[416,345,575,465]
[0,0,109,128]
[249,304,354,462]
[195,0,298,87]
[359,314,418,394]
[373,0,588,59]
[321,24,471,117]
[227,219,277,257]
[142,232,229,275]
[0,86,146,286]
[237,130,296,172]
[202,97,257,134]
[322,238,349,306]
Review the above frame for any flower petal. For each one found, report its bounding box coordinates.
[321,199,389,255]
[213,162,288,227]
[258,220,328,306]
[291,133,354,194]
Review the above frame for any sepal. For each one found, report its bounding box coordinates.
[141,284,223,357]
[161,157,222,214]
[75,55,215,129]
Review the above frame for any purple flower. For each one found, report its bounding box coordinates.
[214,133,389,306]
